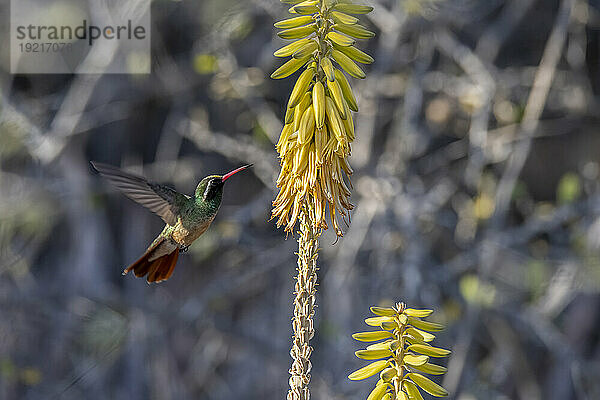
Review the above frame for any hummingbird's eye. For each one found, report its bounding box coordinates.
[203,178,222,200]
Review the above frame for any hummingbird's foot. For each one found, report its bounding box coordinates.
[179,245,190,253]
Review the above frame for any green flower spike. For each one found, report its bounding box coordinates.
[349,302,451,400]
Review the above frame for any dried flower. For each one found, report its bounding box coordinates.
[349,302,451,400]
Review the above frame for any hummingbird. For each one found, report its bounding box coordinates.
[91,161,252,284]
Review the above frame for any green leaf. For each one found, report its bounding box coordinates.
[410,362,448,376]
[370,306,397,317]
[407,316,444,332]
[459,274,496,306]
[407,344,451,358]
[403,354,429,367]
[348,360,389,380]
[404,308,433,318]
[193,54,218,74]
[356,349,393,360]
[557,172,581,204]
[353,331,394,342]
[406,373,449,397]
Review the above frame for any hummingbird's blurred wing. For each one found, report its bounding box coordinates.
[91,162,189,226]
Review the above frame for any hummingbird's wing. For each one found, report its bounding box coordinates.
[91,162,189,226]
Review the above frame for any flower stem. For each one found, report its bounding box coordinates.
[288,204,320,400]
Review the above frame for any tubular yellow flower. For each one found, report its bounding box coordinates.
[349,302,451,400]
[271,0,374,237]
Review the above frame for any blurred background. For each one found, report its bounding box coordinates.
[1,0,600,399]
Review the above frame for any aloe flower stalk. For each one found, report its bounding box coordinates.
[271,1,375,399]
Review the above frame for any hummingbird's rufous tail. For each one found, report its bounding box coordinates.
[123,239,179,284]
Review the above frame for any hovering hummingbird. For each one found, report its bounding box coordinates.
[91,162,252,284]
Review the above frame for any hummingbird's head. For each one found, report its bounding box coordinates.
[195,164,252,201]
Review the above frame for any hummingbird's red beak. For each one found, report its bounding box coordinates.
[221,164,252,182]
